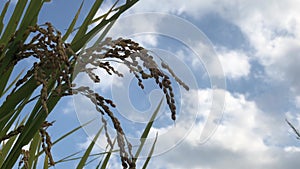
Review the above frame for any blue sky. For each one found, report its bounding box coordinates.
[1,0,300,168]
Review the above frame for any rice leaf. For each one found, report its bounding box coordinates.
[32,140,41,169]
[0,135,18,167]
[53,151,82,165]
[0,0,27,46]
[43,154,49,169]
[0,77,37,131]
[76,126,103,169]
[0,67,13,99]
[71,0,104,44]
[71,0,138,52]
[28,132,41,168]
[1,68,25,97]
[0,94,31,138]
[0,93,60,169]
[62,1,84,41]
[134,98,163,161]
[0,117,27,167]
[100,137,117,169]
[35,118,95,158]
[142,133,158,169]
[0,0,11,35]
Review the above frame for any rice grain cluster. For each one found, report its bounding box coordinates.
[7,23,189,169]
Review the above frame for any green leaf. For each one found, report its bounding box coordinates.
[0,77,37,132]
[91,18,115,47]
[76,126,103,169]
[0,94,31,139]
[134,98,163,161]
[43,154,49,169]
[100,137,117,169]
[0,0,43,62]
[91,0,119,24]
[62,1,84,41]
[0,0,43,80]
[0,117,27,167]
[71,0,104,44]
[0,135,18,167]
[0,1,140,168]
[142,133,158,169]
[1,68,25,97]
[28,132,41,168]
[17,0,43,35]
[71,0,139,53]
[0,0,27,46]
[90,0,119,46]
[53,151,82,165]
[0,66,13,99]
[0,93,60,169]
[55,150,118,165]
[36,118,95,158]
[54,118,95,145]
[0,0,11,35]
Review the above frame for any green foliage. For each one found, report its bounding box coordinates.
[0,0,139,168]
[0,0,188,168]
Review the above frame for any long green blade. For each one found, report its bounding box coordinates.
[62,1,84,41]
[28,132,41,168]
[142,133,158,169]
[54,119,95,145]
[36,118,95,158]
[0,0,27,45]
[100,138,117,169]
[0,135,18,166]
[53,151,82,165]
[134,98,163,161]
[0,0,11,35]
[0,66,13,99]
[71,0,138,53]
[0,0,44,95]
[1,68,25,97]
[0,118,27,167]
[0,94,60,169]
[71,0,104,44]
[76,126,103,169]
[43,154,49,169]
[0,94,31,138]
[0,77,36,131]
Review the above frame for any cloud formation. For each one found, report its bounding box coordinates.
[218,50,251,79]
[75,1,300,168]
[144,90,300,169]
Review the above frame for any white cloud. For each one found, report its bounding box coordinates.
[128,0,300,93]
[218,50,251,79]
[295,96,300,108]
[62,99,75,114]
[215,1,300,93]
[76,1,300,168]
[103,12,162,47]
[284,146,300,153]
[128,0,215,17]
[76,88,300,169]
[137,89,300,169]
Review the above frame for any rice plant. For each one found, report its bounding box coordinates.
[0,1,188,168]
